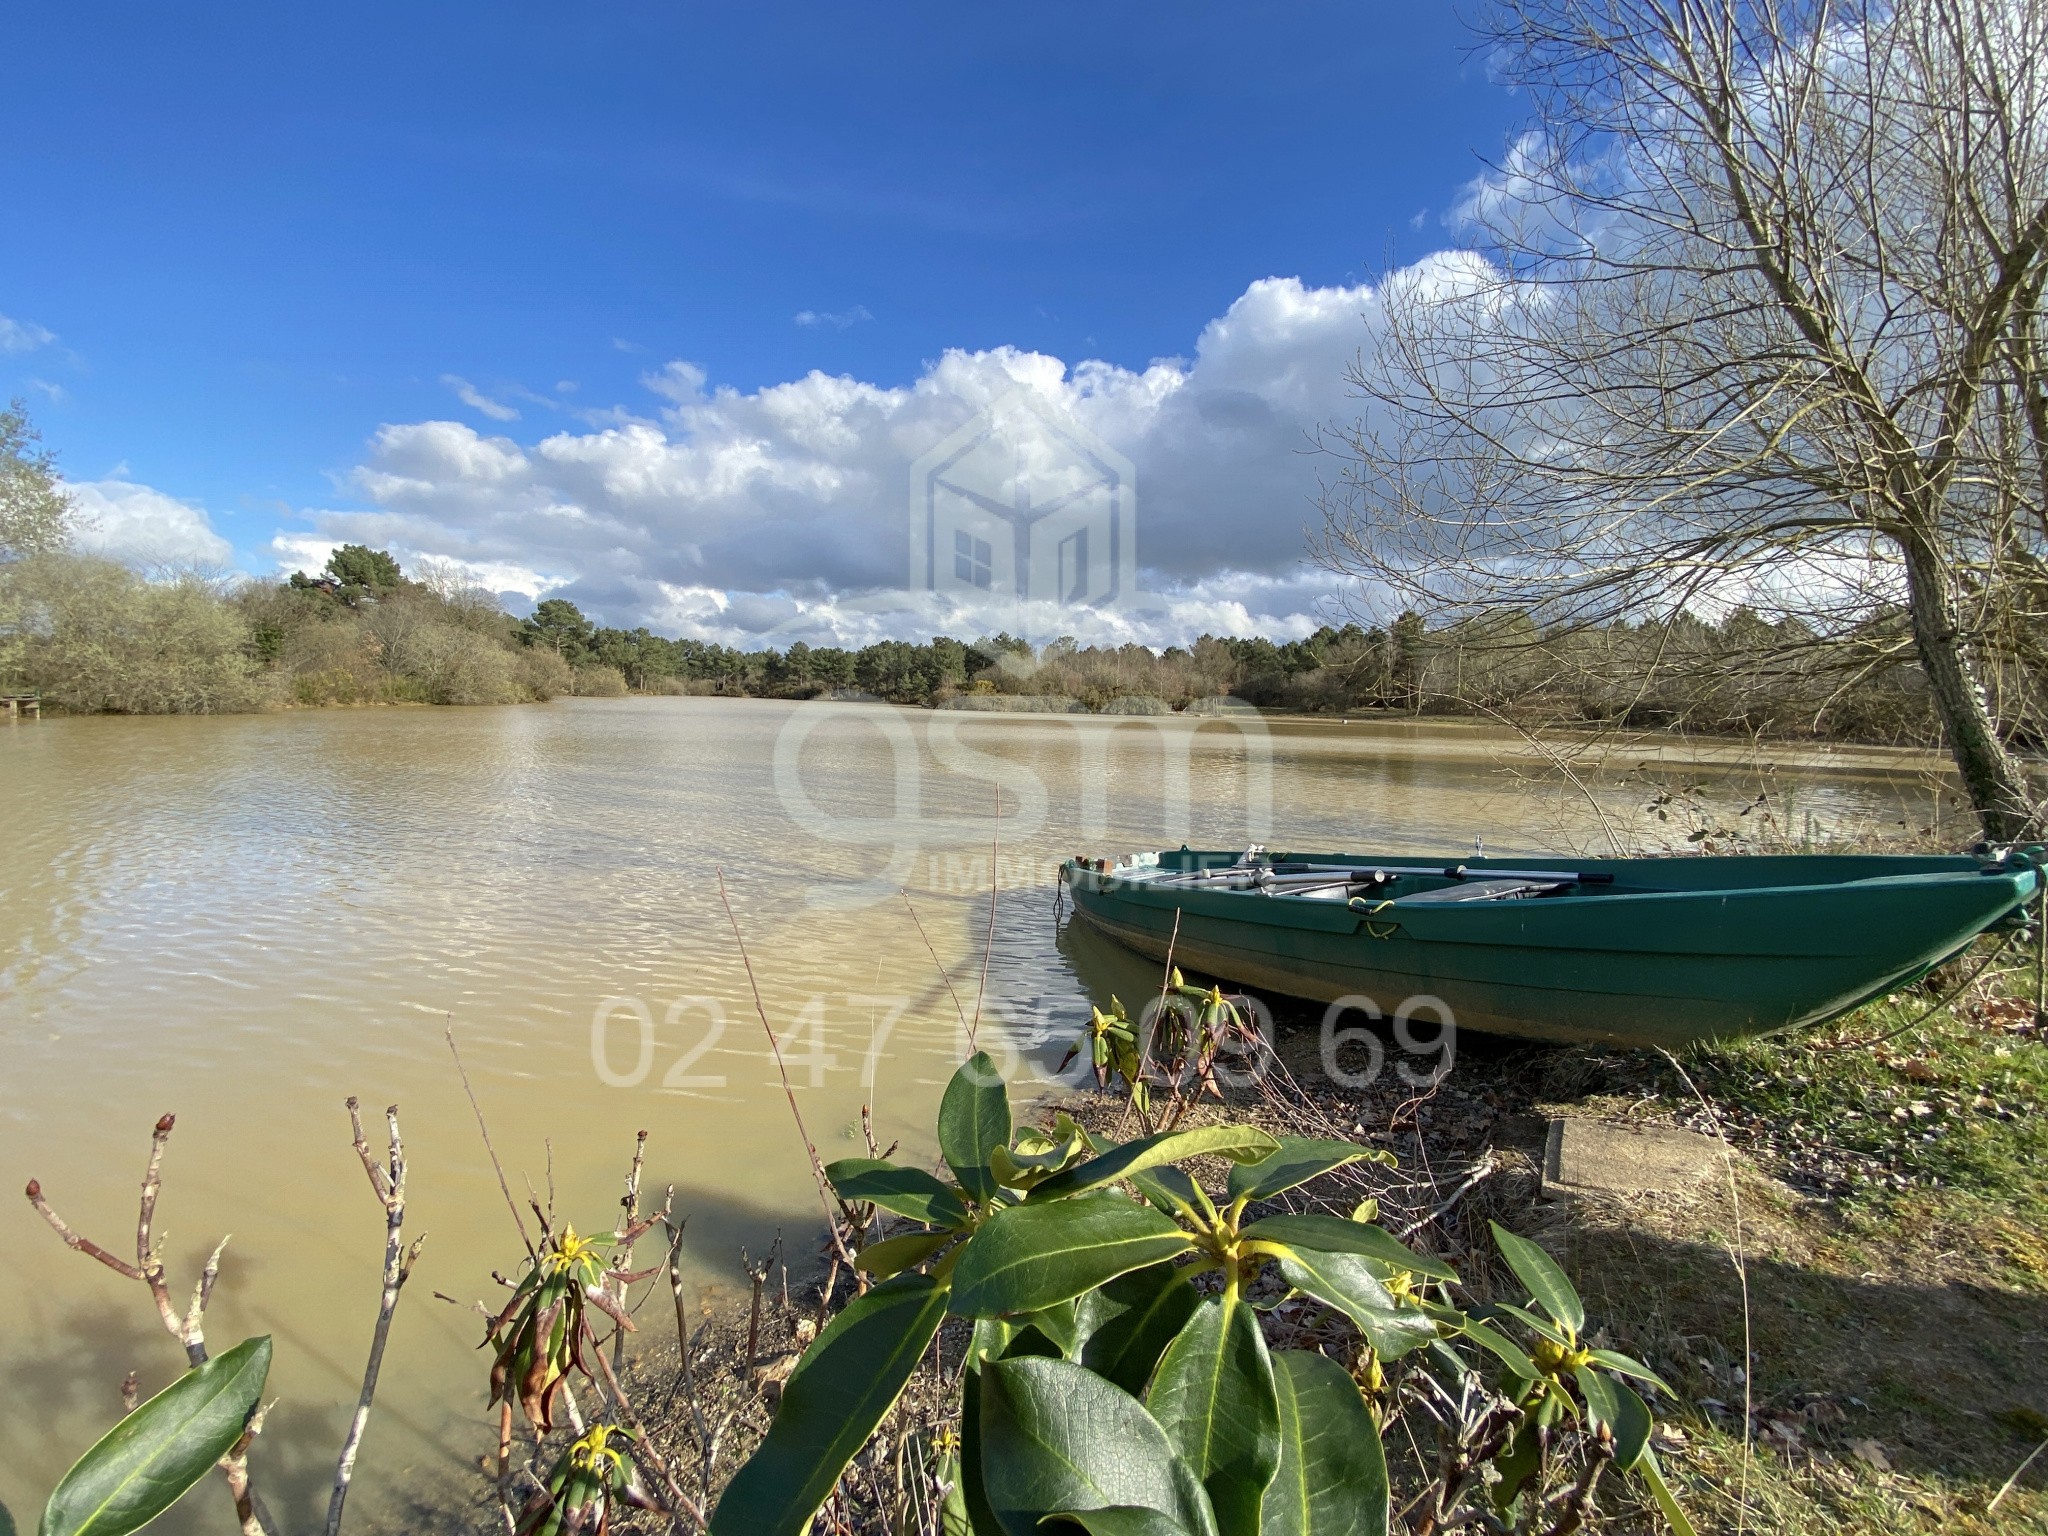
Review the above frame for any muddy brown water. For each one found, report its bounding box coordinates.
[0,697,1945,1530]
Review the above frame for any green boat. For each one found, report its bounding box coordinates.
[1060,845,2044,1047]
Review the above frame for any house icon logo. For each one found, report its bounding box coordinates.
[909,389,1135,617]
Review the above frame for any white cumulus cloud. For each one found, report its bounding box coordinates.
[280,271,1426,646]
[67,480,236,570]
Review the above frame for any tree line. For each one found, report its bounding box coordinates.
[524,590,1952,746]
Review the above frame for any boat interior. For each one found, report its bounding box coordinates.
[1093,849,1596,906]
[1071,843,2037,908]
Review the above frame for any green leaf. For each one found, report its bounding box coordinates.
[941,1054,1013,1204]
[1574,1369,1652,1472]
[1489,1224,1583,1337]
[1049,1508,1196,1536]
[855,1229,953,1278]
[827,1158,970,1229]
[1585,1349,1674,1398]
[942,1467,975,1536]
[968,1318,1018,1368]
[998,1114,1091,1179]
[1130,1166,1205,1220]
[1261,1351,1388,1536]
[1028,1127,1281,1203]
[1489,1420,1542,1512]
[1226,1139,1385,1204]
[1145,1297,1280,1536]
[1273,1252,1438,1360]
[1638,1451,1699,1536]
[711,1274,949,1536]
[1453,1319,1538,1382]
[1017,1300,1082,1358]
[960,1367,1006,1536]
[1241,1216,1458,1283]
[978,1357,1218,1536]
[1489,1302,1573,1351]
[952,1193,1195,1318]
[40,1334,271,1536]
[2,1500,16,1536]
[1076,1264,1203,1397]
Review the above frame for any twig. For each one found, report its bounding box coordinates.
[1989,1433,2048,1514]
[1459,697,1626,856]
[25,1179,144,1279]
[813,1257,843,1337]
[661,1215,715,1491]
[716,867,857,1267]
[327,1099,425,1536]
[135,1113,197,1357]
[28,1116,279,1535]
[186,1237,230,1344]
[1154,907,1184,1032]
[587,1325,707,1532]
[1397,1151,1499,1240]
[1659,1050,1753,1536]
[445,1015,535,1257]
[901,891,972,1042]
[1539,1435,1612,1536]
[495,1402,515,1535]
[970,783,1001,1048]
[1120,907,1183,1137]
[744,1245,772,1382]
[2034,877,2046,1028]
[223,1405,274,1536]
[611,1130,650,1378]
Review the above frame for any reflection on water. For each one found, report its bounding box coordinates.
[0,698,1941,1530]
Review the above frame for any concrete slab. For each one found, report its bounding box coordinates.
[1542,1117,1727,1197]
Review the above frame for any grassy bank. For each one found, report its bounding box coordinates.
[1493,970,2048,1534]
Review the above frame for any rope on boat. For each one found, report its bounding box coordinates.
[1349,897,1401,940]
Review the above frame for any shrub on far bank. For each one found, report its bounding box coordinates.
[1,549,588,714]
[385,620,525,705]
[514,647,575,700]
[569,663,628,697]
[275,613,385,704]
[1,554,273,714]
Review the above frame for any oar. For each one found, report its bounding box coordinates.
[1143,862,1612,887]
[1293,861,1614,885]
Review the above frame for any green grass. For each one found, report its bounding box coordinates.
[1545,942,2048,1532]
[1670,950,2048,1287]
[1654,1422,2041,1536]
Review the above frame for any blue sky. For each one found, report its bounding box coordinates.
[1,2,1523,643]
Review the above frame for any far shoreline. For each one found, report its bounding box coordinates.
[12,685,1975,782]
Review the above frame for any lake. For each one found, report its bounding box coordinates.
[0,697,1947,1530]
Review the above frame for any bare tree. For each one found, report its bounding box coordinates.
[1317,0,2048,838]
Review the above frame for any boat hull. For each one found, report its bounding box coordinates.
[1062,849,2042,1048]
